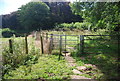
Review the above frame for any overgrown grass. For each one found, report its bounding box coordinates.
[4,55,73,80]
[2,36,40,78]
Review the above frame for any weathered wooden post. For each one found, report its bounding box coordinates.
[9,39,13,54]
[58,35,62,60]
[65,35,67,56]
[46,33,48,40]
[49,34,53,54]
[42,32,44,38]
[25,34,28,54]
[80,35,84,56]
[51,34,53,50]
[34,31,37,40]
[40,32,44,54]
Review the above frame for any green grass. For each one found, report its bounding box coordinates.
[2,36,40,77]
[71,36,119,80]
[4,55,73,80]
[2,29,119,80]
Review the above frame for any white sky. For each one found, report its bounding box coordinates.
[0,0,32,15]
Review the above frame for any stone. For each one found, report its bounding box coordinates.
[65,56,76,63]
[69,63,77,67]
[85,64,97,69]
[70,75,91,79]
[76,66,87,71]
[85,64,93,66]
[72,69,83,74]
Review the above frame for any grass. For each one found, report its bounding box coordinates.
[46,29,94,35]
[71,36,119,80]
[4,55,73,80]
[2,36,40,78]
[2,29,119,80]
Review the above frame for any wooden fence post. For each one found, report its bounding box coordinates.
[58,35,62,60]
[42,32,44,38]
[51,34,53,50]
[46,33,48,40]
[80,35,84,55]
[65,35,67,56]
[9,39,13,54]
[40,32,44,54]
[25,34,28,54]
[34,31,37,40]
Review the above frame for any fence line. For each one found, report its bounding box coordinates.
[5,32,119,61]
[40,33,119,56]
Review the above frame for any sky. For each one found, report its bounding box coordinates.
[0,0,75,15]
[0,0,119,15]
[0,0,32,15]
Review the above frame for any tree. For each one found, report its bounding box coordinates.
[45,2,83,24]
[2,12,21,30]
[17,2,50,31]
[70,2,120,32]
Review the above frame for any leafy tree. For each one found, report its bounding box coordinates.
[17,2,50,31]
[45,2,83,24]
[70,2,120,32]
[2,12,21,30]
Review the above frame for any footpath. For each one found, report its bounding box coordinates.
[64,53,96,81]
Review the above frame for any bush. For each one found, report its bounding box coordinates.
[0,28,17,37]
[55,22,92,30]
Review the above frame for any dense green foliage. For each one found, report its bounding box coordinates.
[70,2,120,32]
[45,2,83,24]
[18,2,50,31]
[0,28,17,37]
[55,22,91,30]
[2,12,21,30]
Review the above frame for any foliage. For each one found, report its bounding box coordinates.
[3,55,72,80]
[2,2,83,34]
[71,36,119,80]
[2,37,40,76]
[0,28,17,37]
[70,2,120,32]
[55,22,91,30]
[2,12,21,30]
[45,2,83,24]
[17,2,50,31]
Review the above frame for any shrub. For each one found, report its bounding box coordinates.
[55,22,92,30]
[0,28,17,37]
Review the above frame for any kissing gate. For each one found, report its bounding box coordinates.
[40,33,82,54]
[38,32,119,60]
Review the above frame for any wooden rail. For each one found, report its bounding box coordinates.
[38,32,119,58]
